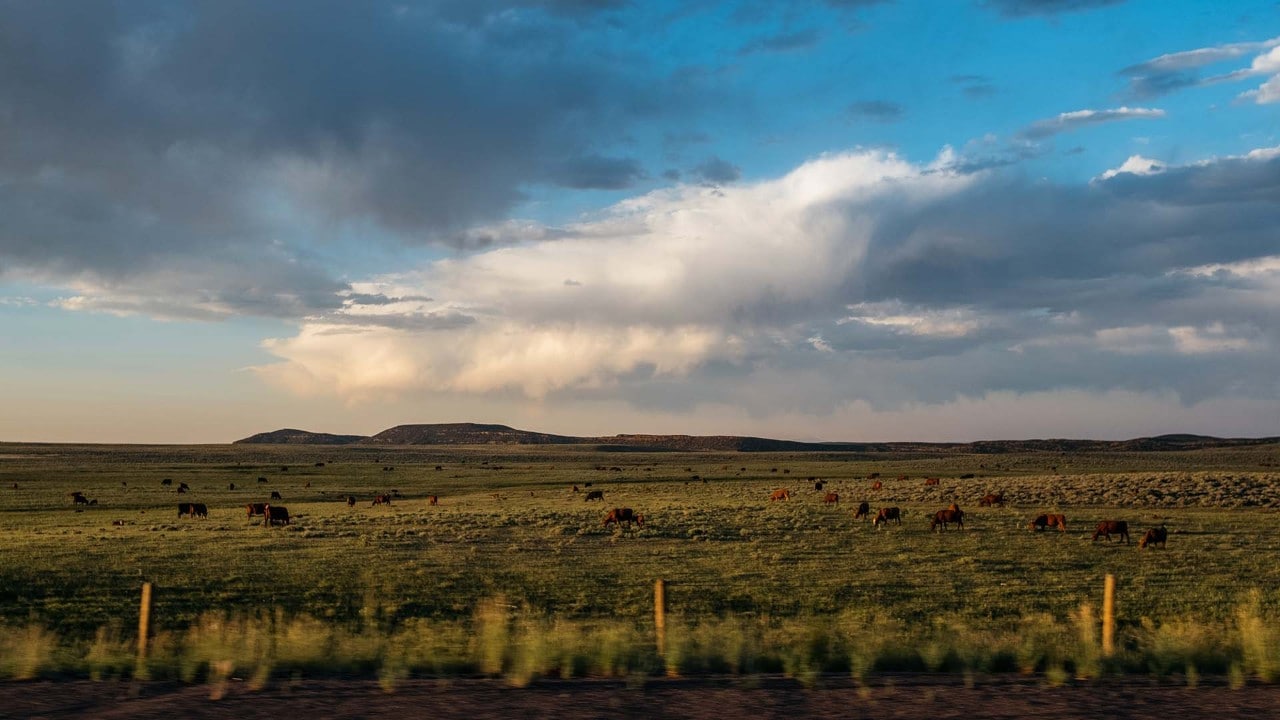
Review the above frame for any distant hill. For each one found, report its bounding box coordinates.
[233,424,1280,452]
[232,428,368,445]
[363,423,578,445]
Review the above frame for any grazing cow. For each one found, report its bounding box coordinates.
[281,466,289,472]
[584,490,605,502]
[1092,520,1130,544]
[1139,525,1168,549]
[868,473,881,480]
[247,503,267,519]
[1028,513,1068,532]
[873,507,902,528]
[270,491,283,500]
[161,479,172,486]
[870,481,883,491]
[228,483,236,491]
[769,488,791,501]
[428,495,439,506]
[931,507,965,531]
[979,493,1005,507]
[372,494,392,506]
[822,492,840,505]
[178,502,207,519]
[314,462,324,467]
[178,482,190,492]
[854,501,871,520]
[960,473,976,479]
[175,486,187,494]
[258,477,268,483]
[924,477,940,486]
[112,520,125,526]
[572,485,580,493]
[603,507,644,529]
[814,480,824,491]
[435,465,443,471]
[263,505,290,526]
[346,496,356,507]
[72,494,89,506]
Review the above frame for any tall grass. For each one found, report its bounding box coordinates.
[3,593,1278,687]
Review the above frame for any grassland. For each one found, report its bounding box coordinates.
[1,441,1278,684]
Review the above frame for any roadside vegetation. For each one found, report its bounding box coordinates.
[0,442,1277,686]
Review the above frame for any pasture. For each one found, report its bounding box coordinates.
[1,441,1279,684]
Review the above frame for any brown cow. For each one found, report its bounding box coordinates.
[603,507,644,529]
[428,495,439,506]
[1092,520,1130,543]
[769,488,791,501]
[372,494,392,506]
[1139,525,1167,549]
[584,490,605,502]
[896,475,909,482]
[924,477,940,486]
[979,493,1005,507]
[247,502,267,519]
[822,492,840,504]
[263,505,290,526]
[854,501,871,520]
[1028,513,1067,532]
[872,507,901,528]
[931,507,965,531]
[870,481,883,491]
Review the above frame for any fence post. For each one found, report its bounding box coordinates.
[135,582,153,680]
[654,579,668,671]
[1102,574,1115,657]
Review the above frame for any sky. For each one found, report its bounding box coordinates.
[1,0,1279,443]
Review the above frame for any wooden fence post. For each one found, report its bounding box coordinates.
[1102,574,1115,657]
[138,582,152,661]
[654,579,668,670]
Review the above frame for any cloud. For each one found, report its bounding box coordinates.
[1120,36,1280,99]
[1018,107,1164,139]
[739,28,823,55]
[951,74,997,99]
[691,156,742,184]
[982,0,1126,18]
[1095,154,1163,181]
[847,100,905,122]
[549,155,647,190]
[0,1,690,319]
[256,146,1280,415]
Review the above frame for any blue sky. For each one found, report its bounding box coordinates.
[1,0,1278,442]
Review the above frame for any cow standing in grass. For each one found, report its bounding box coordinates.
[854,501,871,520]
[603,508,644,530]
[1092,520,1129,543]
[1139,525,1167,549]
[263,505,290,527]
[873,507,901,528]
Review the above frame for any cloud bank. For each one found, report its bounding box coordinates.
[255,147,1280,421]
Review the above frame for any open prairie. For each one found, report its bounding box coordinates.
[1,441,1279,684]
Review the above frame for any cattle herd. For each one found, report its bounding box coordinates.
[59,464,1171,548]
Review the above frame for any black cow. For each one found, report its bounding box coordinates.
[179,502,208,519]
[247,502,267,519]
[854,501,871,520]
[263,505,290,526]
[584,490,605,501]
[270,491,283,500]
[872,507,902,528]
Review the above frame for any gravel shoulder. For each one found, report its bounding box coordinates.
[5,675,1280,720]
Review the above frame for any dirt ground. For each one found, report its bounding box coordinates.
[4,675,1280,720]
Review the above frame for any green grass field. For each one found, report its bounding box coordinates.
[1,442,1278,683]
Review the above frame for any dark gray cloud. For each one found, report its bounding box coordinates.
[1117,38,1280,99]
[549,155,647,190]
[740,28,823,55]
[0,0,681,318]
[847,100,905,122]
[950,74,997,99]
[692,156,743,184]
[982,0,1125,17]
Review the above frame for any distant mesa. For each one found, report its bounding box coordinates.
[232,424,1279,453]
[232,428,368,445]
